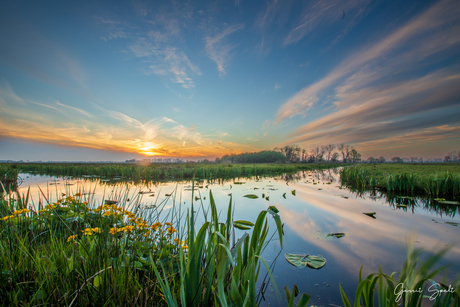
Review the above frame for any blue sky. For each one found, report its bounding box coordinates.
[0,0,459,161]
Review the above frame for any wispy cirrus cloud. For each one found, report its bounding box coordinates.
[275,0,460,155]
[279,69,460,153]
[95,4,200,90]
[204,23,245,76]
[276,0,460,123]
[129,38,201,88]
[283,0,371,46]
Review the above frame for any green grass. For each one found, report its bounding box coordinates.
[0,182,285,306]
[0,165,19,192]
[340,244,460,307]
[7,162,346,182]
[340,163,460,198]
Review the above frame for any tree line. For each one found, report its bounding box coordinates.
[273,144,362,163]
[218,150,288,163]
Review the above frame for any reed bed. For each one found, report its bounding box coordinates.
[0,165,19,191]
[0,181,284,306]
[340,164,460,198]
[13,162,344,182]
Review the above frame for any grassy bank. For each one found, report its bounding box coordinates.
[9,162,345,182]
[340,163,460,198]
[0,183,284,306]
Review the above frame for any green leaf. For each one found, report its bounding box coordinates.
[243,194,259,199]
[65,216,85,223]
[327,232,345,238]
[437,200,460,205]
[233,220,254,230]
[283,193,286,199]
[291,190,296,196]
[267,206,279,214]
[285,254,326,269]
[93,275,101,287]
[233,220,254,226]
[363,212,376,218]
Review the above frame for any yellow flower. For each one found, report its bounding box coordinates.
[173,238,179,244]
[2,215,14,221]
[124,225,134,233]
[67,235,77,242]
[82,228,93,236]
[182,245,188,250]
[165,222,172,226]
[167,226,177,235]
[13,209,30,215]
[74,193,81,197]
[91,227,101,234]
[109,227,119,235]
[151,222,162,231]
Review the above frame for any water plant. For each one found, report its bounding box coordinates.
[340,164,460,198]
[339,244,460,307]
[0,181,284,306]
[10,162,345,182]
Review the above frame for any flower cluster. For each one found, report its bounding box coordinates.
[1,208,30,221]
[81,227,102,236]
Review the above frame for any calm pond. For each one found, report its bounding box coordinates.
[18,168,460,306]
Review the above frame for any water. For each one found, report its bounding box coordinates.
[17,169,460,306]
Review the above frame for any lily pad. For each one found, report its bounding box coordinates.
[437,200,460,205]
[397,196,414,199]
[327,232,345,238]
[285,254,326,269]
[396,205,407,208]
[363,212,376,219]
[243,194,259,199]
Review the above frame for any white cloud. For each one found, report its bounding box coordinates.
[276,0,460,123]
[204,23,245,76]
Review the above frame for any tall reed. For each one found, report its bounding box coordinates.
[341,166,460,197]
[0,180,285,306]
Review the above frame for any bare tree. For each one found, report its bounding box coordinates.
[324,144,335,162]
[337,144,350,162]
[331,152,340,162]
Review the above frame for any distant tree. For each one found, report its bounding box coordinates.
[348,148,362,162]
[221,151,288,163]
[276,144,301,162]
[444,151,460,162]
[301,149,307,162]
[311,147,324,162]
[378,156,386,163]
[367,157,377,163]
[324,144,335,162]
[331,152,340,162]
[391,157,404,163]
[337,144,350,162]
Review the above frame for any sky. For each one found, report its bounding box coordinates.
[0,0,459,161]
